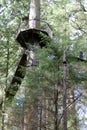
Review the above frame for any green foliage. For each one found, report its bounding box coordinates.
[69,65,87,83]
[0,0,87,129]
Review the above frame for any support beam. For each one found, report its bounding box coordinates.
[5,53,27,99]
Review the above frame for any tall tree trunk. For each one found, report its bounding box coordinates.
[1,40,10,130]
[29,0,40,28]
[54,85,58,130]
[67,87,79,130]
[42,92,47,130]
[38,96,42,130]
[21,103,25,130]
[63,50,67,130]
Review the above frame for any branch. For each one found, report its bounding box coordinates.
[79,1,87,12]
[58,93,82,125]
[70,19,87,34]
[0,7,5,14]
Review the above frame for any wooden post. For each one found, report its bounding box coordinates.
[29,0,40,28]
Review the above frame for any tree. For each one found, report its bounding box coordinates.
[29,0,40,28]
[0,0,87,130]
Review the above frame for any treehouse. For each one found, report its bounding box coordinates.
[5,0,53,101]
[16,18,53,49]
[0,0,87,108]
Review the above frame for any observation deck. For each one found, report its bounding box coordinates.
[16,18,53,49]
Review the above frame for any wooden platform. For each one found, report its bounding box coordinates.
[16,28,49,49]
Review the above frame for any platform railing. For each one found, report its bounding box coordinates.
[17,18,53,38]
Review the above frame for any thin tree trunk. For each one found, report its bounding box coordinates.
[63,50,67,130]
[54,85,58,130]
[2,91,5,130]
[68,88,79,130]
[42,93,46,130]
[21,103,25,130]
[38,96,42,130]
[2,40,10,130]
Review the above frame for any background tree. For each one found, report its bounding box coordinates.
[0,0,87,130]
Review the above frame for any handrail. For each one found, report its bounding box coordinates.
[17,18,53,38]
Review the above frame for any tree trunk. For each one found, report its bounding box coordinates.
[54,85,58,130]
[42,93,46,130]
[38,96,42,130]
[21,103,25,130]
[67,88,79,130]
[63,50,67,130]
[29,0,40,28]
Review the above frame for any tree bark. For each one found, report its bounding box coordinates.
[29,0,40,28]
[54,85,58,130]
[63,50,67,130]
[38,96,42,130]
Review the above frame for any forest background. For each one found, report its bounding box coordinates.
[0,0,87,130]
